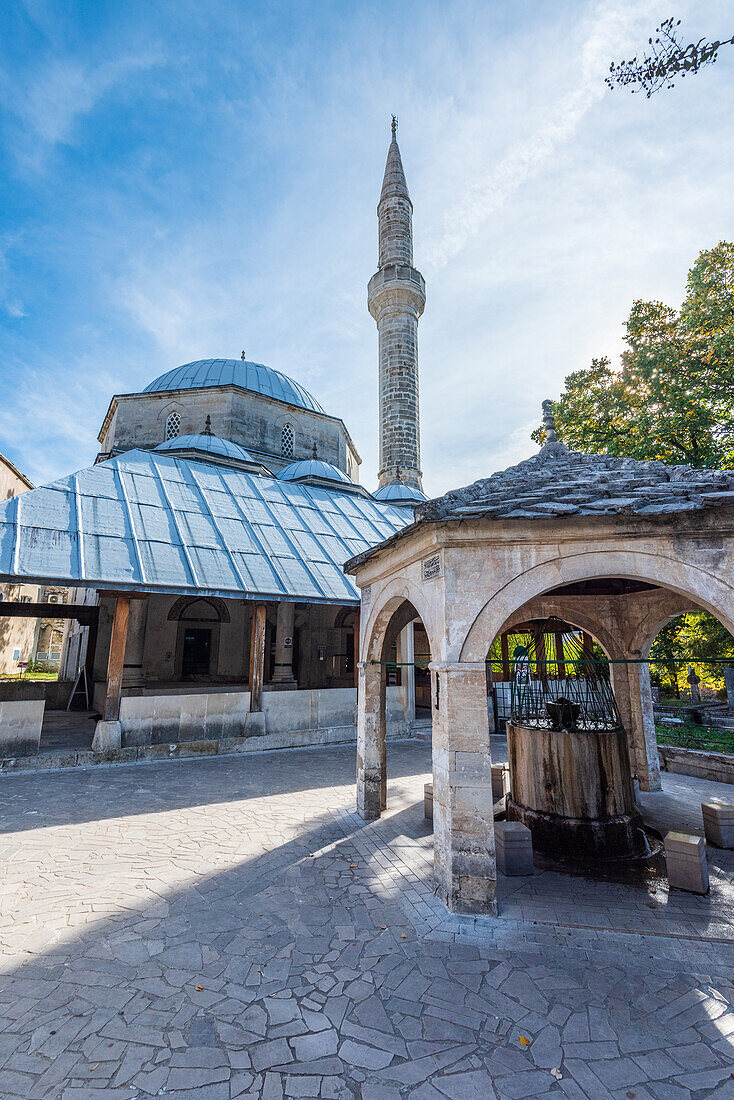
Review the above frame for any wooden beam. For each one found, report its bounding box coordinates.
[500,633,510,682]
[249,603,267,713]
[85,616,99,686]
[554,630,566,679]
[103,595,131,723]
[0,602,98,625]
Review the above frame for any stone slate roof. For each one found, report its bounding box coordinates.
[417,442,734,522]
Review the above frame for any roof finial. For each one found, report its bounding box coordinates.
[241,350,246,361]
[312,442,318,459]
[203,414,213,436]
[391,114,397,139]
[541,400,557,444]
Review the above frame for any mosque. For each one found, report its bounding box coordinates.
[0,123,431,756]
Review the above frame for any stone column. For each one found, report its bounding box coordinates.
[432,662,497,916]
[270,601,297,687]
[611,655,662,792]
[399,622,415,728]
[122,595,148,688]
[356,660,386,820]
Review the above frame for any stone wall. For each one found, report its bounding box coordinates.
[99,388,360,481]
[118,686,409,748]
[658,744,734,784]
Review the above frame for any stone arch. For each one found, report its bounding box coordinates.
[333,605,357,630]
[361,577,438,667]
[167,595,231,623]
[495,602,617,663]
[460,549,734,663]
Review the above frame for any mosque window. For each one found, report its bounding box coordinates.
[165,412,181,440]
[281,423,294,458]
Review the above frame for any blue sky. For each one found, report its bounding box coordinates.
[1,0,733,495]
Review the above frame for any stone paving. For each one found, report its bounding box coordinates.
[0,740,733,1099]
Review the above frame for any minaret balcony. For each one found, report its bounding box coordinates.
[367,265,426,321]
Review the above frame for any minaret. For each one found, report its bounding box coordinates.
[368,118,426,490]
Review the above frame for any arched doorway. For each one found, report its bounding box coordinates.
[357,590,436,821]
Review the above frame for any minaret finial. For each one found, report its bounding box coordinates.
[391,114,397,138]
[541,400,557,444]
[203,415,213,436]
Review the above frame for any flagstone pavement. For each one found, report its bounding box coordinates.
[0,739,733,1099]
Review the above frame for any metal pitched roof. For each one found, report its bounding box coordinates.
[0,449,412,603]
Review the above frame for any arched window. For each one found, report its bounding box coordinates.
[281,423,294,458]
[165,411,181,440]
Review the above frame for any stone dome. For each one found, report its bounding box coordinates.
[154,433,255,464]
[278,459,352,485]
[144,359,325,414]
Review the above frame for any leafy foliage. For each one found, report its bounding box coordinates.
[533,242,734,468]
[649,611,734,694]
[607,17,733,97]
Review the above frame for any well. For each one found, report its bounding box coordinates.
[503,619,644,860]
[506,722,643,859]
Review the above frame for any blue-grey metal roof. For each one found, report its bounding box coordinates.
[143,359,325,414]
[0,449,412,603]
[279,459,352,484]
[154,433,255,464]
[373,480,428,504]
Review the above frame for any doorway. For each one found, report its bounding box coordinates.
[182,628,212,677]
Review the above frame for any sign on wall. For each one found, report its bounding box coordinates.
[422,554,441,581]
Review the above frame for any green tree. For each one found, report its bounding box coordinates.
[534,242,734,468]
[537,243,734,685]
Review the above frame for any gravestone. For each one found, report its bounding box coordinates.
[724,668,734,715]
[686,666,701,704]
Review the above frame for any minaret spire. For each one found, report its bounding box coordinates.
[368,121,426,490]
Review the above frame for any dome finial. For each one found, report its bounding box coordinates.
[541,399,557,444]
[312,442,318,459]
[241,350,246,361]
[203,415,213,436]
[391,114,397,139]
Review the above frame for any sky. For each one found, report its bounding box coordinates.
[0,0,733,496]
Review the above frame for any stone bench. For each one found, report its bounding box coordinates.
[664,831,709,894]
[702,801,734,849]
[424,782,433,820]
[495,821,534,876]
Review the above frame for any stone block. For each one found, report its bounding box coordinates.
[664,831,709,894]
[0,699,44,757]
[491,763,509,800]
[701,801,734,849]
[495,821,534,876]
[92,720,122,753]
[244,710,267,737]
[424,781,433,820]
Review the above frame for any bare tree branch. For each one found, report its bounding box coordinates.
[607,17,734,97]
